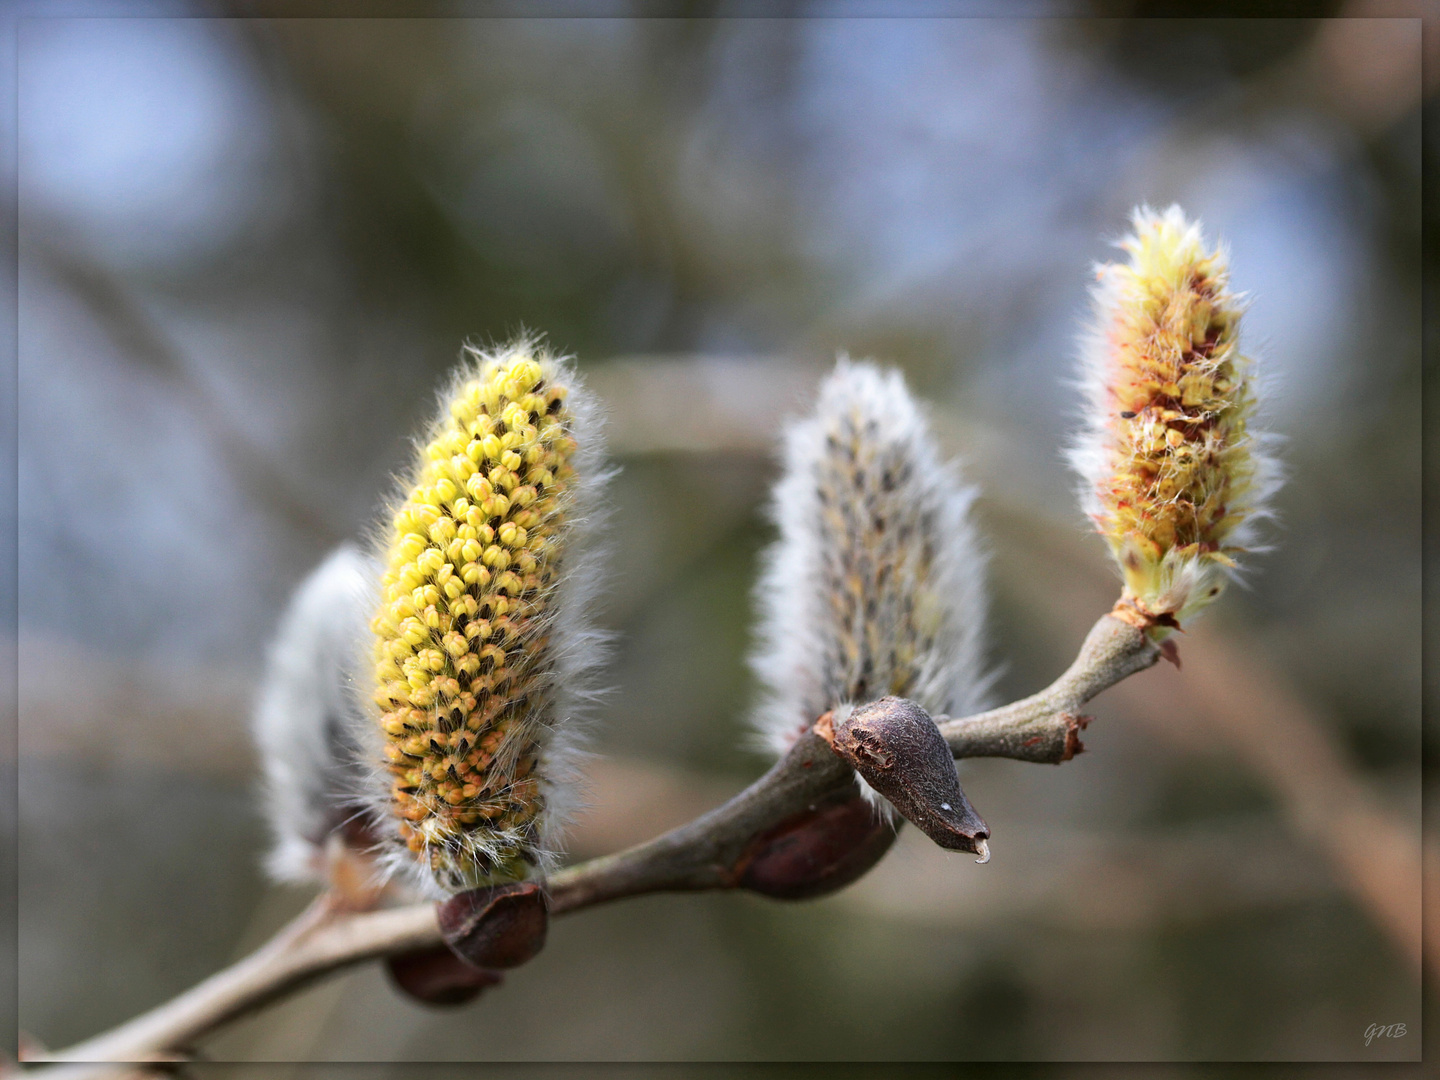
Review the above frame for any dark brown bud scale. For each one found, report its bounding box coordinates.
[737,792,898,900]
[438,880,549,970]
[823,697,991,858]
[385,945,502,1007]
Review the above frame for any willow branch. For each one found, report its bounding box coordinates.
[24,899,441,1077]
[29,612,1157,1074]
[937,614,1160,762]
[546,728,853,913]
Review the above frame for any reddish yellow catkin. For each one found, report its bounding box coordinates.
[368,341,603,897]
[1072,206,1277,632]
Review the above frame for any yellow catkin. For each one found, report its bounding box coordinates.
[371,343,583,895]
[1075,206,1272,630]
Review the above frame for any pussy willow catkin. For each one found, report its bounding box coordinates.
[369,341,604,898]
[750,359,989,766]
[253,542,375,884]
[1071,206,1278,631]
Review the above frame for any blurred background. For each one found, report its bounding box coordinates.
[9,2,1427,1065]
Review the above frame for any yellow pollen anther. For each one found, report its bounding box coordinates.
[369,340,590,895]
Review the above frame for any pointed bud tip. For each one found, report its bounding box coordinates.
[827,697,990,855]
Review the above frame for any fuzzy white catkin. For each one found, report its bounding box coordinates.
[750,359,990,769]
[252,542,376,884]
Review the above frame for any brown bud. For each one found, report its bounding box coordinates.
[385,945,502,1007]
[823,697,991,860]
[438,880,549,970]
[737,793,898,900]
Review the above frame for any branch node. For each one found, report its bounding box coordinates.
[1110,596,1180,634]
[1060,713,1092,762]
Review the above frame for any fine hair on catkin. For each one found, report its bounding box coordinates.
[749,358,990,785]
[252,542,377,884]
[359,337,609,899]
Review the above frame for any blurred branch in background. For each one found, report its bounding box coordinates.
[30,240,345,547]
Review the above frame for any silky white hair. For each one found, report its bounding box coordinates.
[251,542,376,883]
[749,359,990,782]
